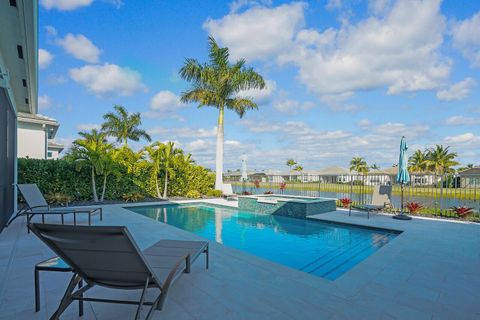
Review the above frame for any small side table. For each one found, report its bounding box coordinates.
[34,257,84,316]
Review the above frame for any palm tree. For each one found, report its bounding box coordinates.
[408,149,428,173]
[99,149,119,202]
[102,105,151,147]
[349,157,369,174]
[161,141,183,198]
[142,142,164,198]
[69,129,111,202]
[425,145,459,175]
[286,159,297,170]
[179,37,265,190]
[370,163,379,170]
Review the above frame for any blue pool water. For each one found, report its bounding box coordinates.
[127,204,398,280]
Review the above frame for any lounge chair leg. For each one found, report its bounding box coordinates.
[134,277,150,320]
[205,246,209,269]
[73,213,77,226]
[146,292,163,319]
[27,214,31,233]
[42,214,45,224]
[61,214,64,225]
[185,255,191,273]
[100,208,103,221]
[34,268,40,312]
[78,279,83,317]
[50,274,81,320]
[88,213,91,226]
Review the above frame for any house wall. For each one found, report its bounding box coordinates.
[17,121,46,159]
[47,149,60,160]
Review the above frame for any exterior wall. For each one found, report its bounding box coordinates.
[17,121,46,159]
[47,149,60,160]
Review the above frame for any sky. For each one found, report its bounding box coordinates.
[38,0,480,171]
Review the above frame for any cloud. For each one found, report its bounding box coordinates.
[236,80,276,104]
[45,25,58,37]
[69,63,147,97]
[148,126,217,139]
[446,116,480,126]
[57,33,101,63]
[203,3,306,61]
[444,133,480,145]
[150,91,183,111]
[436,78,476,101]
[273,99,314,114]
[40,0,93,11]
[46,74,68,85]
[229,0,272,13]
[452,11,480,67]
[38,95,52,110]
[76,123,101,132]
[38,49,53,69]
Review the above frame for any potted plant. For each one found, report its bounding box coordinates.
[339,198,352,208]
[406,202,423,215]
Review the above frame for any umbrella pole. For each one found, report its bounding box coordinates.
[393,182,412,220]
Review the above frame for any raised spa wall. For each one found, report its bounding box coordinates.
[238,195,337,219]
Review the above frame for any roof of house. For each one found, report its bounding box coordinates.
[47,141,64,152]
[17,112,60,138]
[458,167,480,175]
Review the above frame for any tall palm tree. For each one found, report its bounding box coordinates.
[370,163,380,170]
[349,157,369,174]
[99,150,120,202]
[142,142,164,198]
[408,149,428,173]
[69,129,111,202]
[161,142,183,198]
[102,105,151,147]
[179,36,265,190]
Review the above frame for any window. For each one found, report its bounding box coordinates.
[22,79,27,87]
[47,152,53,158]
[25,98,29,104]
[17,45,24,59]
[10,0,17,7]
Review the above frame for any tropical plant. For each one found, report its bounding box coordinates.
[293,165,304,172]
[408,149,428,173]
[339,198,352,208]
[370,164,380,170]
[99,150,120,202]
[279,182,287,193]
[67,129,112,202]
[349,157,369,174]
[286,159,297,170]
[186,190,201,199]
[122,192,145,202]
[179,36,265,190]
[406,202,423,214]
[425,145,459,175]
[102,105,151,147]
[160,141,183,198]
[451,206,473,218]
[45,192,72,206]
[253,180,260,188]
[142,142,164,198]
[457,164,474,172]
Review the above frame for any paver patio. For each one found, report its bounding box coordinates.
[0,199,479,319]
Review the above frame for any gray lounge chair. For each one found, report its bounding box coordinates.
[6,184,102,230]
[29,223,209,320]
[349,185,392,219]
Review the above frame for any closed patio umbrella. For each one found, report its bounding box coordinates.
[393,136,412,220]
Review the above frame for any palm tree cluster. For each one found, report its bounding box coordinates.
[67,106,201,201]
[349,157,369,174]
[408,145,459,174]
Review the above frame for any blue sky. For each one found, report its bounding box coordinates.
[38,0,480,171]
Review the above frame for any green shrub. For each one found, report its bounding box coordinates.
[122,192,145,202]
[186,190,201,199]
[206,189,223,197]
[45,192,73,205]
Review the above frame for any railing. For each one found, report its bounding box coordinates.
[224,173,480,221]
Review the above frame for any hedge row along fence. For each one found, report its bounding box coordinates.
[18,158,215,202]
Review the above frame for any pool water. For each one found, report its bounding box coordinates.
[127,204,398,280]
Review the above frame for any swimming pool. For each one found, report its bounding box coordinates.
[127,204,399,280]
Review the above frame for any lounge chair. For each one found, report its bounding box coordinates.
[6,184,102,231]
[222,183,237,200]
[29,223,209,320]
[349,185,392,219]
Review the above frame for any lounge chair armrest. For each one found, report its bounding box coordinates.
[161,254,190,294]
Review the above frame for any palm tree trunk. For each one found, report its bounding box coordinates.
[100,174,107,202]
[163,169,168,198]
[215,106,224,190]
[91,167,98,202]
[155,175,161,198]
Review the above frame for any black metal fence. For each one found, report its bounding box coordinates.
[225,173,480,221]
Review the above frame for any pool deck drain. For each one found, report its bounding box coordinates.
[0,199,479,319]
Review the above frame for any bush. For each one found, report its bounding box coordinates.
[352,180,364,186]
[122,192,145,202]
[206,189,223,197]
[45,192,73,206]
[186,190,201,199]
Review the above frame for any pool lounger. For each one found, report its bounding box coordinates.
[349,185,392,219]
[29,223,209,320]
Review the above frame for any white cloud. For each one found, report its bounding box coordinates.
[76,123,101,132]
[47,74,68,85]
[38,95,52,110]
[57,33,101,63]
[203,3,306,61]
[38,49,53,69]
[229,0,272,13]
[436,78,476,101]
[452,12,480,67]
[445,133,480,145]
[148,126,217,139]
[326,0,342,11]
[69,63,146,97]
[357,119,372,128]
[236,80,276,104]
[446,116,480,126]
[273,99,314,114]
[45,25,58,37]
[150,91,183,111]
[40,0,93,11]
